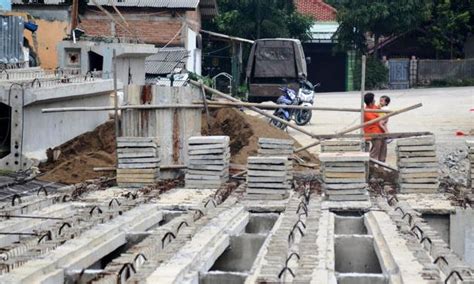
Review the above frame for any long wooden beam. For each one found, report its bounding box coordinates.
[295,103,423,152]
[190,80,318,138]
[201,100,391,113]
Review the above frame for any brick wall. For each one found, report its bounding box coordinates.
[79,9,198,46]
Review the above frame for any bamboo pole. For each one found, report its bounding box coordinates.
[201,100,391,113]
[189,80,318,138]
[369,158,398,172]
[41,104,222,113]
[295,103,423,153]
[113,49,119,170]
[311,131,431,140]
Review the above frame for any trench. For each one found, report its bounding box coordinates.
[199,213,279,284]
[333,212,387,284]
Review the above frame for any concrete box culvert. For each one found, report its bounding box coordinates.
[336,273,388,284]
[199,271,248,284]
[335,235,382,274]
[244,213,279,234]
[209,234,267,273]
[335,215,368,235]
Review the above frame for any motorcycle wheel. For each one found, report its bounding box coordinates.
[270,112,288,130]
[295,109,312,126]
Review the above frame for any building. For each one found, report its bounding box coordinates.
[10,0,218,74]
[295,0,356,92]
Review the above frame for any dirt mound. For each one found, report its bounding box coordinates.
[39,108,318,184]
[38,121,116,184]
[202,108,318,166]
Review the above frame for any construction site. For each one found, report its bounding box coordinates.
[1,1,474,284]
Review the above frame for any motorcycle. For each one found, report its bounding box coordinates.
[269,80,319,130]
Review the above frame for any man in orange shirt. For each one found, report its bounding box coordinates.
[363,93,387,162]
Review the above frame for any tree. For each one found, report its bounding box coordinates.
[207,0,314,41]
[418,0,473,59]
[333,0,431,55]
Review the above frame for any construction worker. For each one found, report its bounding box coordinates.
[364,93,387,162]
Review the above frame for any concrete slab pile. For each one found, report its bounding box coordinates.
[116,137,160,188]
[396,136,439,193]
[467,140,474,190]
[246,156,292,200]
[321,139,362,153]
[320,152,370,201]
[258,138,294,157]
[185,136,230,189]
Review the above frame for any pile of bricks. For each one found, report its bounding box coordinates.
[185,136,230,189]
[258,138,294,157]
[321,139,362,153]
[116,137,160,187]
[246,156,291,200]
[396,136,439,193]
[319,152,369,201]
[468,140,474,190]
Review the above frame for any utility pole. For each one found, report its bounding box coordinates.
[71,0,79,34]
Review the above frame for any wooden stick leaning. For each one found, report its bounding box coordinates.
[190,80,317,138]
[201,100,391,113]
[295,103,423,153]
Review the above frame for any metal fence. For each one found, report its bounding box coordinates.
[0,16,25,65]
[417,59,474,85]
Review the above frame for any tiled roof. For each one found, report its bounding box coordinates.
[295,0,337,22]
[87,0,199,8]
[11,0,66,4]
[145,47,189,75]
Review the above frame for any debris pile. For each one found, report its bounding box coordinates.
[185,136,230,189]
[439,148,470,191]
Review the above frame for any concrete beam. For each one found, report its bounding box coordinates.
[145,206,249,284]
[0,204,162,283]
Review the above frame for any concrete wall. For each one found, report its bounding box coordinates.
[417,58,474,84]
[0,79,117,169]
[8,9,70,69]
[121,85,201,178]
[450,208,474,266]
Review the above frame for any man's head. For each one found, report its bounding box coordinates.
[380,95,391,107]
[364,92,375,106]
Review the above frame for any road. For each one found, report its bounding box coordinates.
[249,86,474,166]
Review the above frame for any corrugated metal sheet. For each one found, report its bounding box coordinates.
[199,0,218,17]
[11,0,66,4]
[87,0,199,8]
[0,15,25,65]
[145,47,189,75]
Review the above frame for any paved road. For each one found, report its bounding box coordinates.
[250,86,474,166]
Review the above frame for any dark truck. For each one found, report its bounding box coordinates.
[246,38,308,102]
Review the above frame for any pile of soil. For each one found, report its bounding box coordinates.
[38,121,116,184]
[202,108,318,166]
[39,108,319,184]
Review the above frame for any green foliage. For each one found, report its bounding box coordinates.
[353,57,388,90]
[188,72,213,87]
[208,0,314,41]
[428,78,474,87]
[333,0,431,53]
[418,0,473,58]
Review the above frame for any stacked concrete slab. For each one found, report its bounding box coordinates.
[258,138,294,157]
[246,156,291,200]
[396,136,439,193]
[319,152,370,201]
[468,140,474,191]
[116,137,160,187]
[185,136,230,189]
[321,139,362,153]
